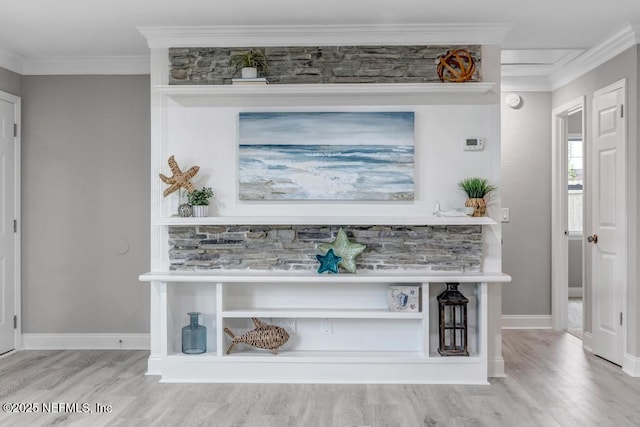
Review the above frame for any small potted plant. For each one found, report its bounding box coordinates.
[457,177,496,217]
[229,49,268,79]
[187,187,214,217]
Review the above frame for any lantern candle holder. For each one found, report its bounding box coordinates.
[437,282,469,356]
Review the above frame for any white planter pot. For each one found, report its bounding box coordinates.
[192,205,209,217]
[241,67,258,79]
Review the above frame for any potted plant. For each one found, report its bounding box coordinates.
[229,49,268,79]
[187,187,214,217]
[457,177,496,217]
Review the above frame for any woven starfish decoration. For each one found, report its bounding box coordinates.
[319,228,366,273]
[159,155,200,197]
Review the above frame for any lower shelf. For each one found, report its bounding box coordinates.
[221,308,423,319]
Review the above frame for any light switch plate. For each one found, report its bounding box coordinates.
[501,208,510,222]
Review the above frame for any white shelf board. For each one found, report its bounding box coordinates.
[155,82,495,97]
[140,270,511,283]
[156,215,496,226]
[221,308,423,319]
[219,350,482,364]
[167,350,425,363]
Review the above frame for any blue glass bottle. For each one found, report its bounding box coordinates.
[182,312,206,354]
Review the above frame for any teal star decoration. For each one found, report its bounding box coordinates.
[316,249,342,274]
[318,228,367,273]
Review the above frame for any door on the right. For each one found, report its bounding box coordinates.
[591,79,626,365]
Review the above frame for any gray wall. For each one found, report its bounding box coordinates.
[553,46,638,348]
[22,75,150,333]
[501,91,553,316]
[0,66,22,96]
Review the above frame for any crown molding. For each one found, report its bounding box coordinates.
[0,48,25,74]
[501,76,551,92]
[22,55,150,75]
[549,22,639,90]
[138,23,513,48]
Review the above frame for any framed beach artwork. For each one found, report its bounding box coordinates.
[238,111,415,201]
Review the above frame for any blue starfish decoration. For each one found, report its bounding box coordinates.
[316,249,342,274]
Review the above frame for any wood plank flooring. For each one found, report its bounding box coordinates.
[0,330,638,426]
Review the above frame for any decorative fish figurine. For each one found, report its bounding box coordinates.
[224,318,290,355]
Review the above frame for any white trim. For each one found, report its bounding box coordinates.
[0,91,21,353]
[22,56,150,75]
[568,287,583,298]
[488,357,506,378]
[139,23,513,48]
[501,315,553,329]
[146,356,162,376]
[549,23,640,90]
[551,97,586,332]
[21,333,150,350]
[0,48,25,75]
[501,76,551,92]
[583,331,593,352]
[622,353,640,377]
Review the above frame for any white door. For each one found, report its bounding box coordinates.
[0,97,16,355]
[591,80,626,365]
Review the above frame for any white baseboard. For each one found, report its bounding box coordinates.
[568,287,583,298]
[22,333,150,350]
[146,356,163,376]
[582,331,593,352]
[488,357,506,378]
[501,315,552,329]
[623,353,640,377]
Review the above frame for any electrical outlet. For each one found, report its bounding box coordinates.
[270,318,296,333]
[320,318,333,334]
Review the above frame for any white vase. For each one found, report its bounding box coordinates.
[241,67,258,79]
[192,205,209,217]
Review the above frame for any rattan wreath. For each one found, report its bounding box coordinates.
[437,49,476,83]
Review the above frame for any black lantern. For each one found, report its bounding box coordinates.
[437,282,469,356]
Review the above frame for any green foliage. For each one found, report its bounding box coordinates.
[457,177,496,198]
[187,187,214,206]
[229,49,269,75]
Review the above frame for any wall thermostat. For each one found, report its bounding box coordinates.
[463,137,484,151]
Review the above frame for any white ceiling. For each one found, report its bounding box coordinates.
[0,0,639,77]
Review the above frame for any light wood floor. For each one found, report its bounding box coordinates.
[0,330,638,426]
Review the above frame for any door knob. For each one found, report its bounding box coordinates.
[587,234,598,244]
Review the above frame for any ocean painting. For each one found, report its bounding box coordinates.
[238,112,415,201]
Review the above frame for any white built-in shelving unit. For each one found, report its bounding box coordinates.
[140,23,511,384]
[140,271,510,383]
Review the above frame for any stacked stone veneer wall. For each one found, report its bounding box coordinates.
[169,45,481,85]
[169,225,482,272]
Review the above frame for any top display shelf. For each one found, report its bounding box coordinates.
[154,82,496,98]
[156,216,497,226]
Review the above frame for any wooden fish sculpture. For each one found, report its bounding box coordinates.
[224,318,290,355]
